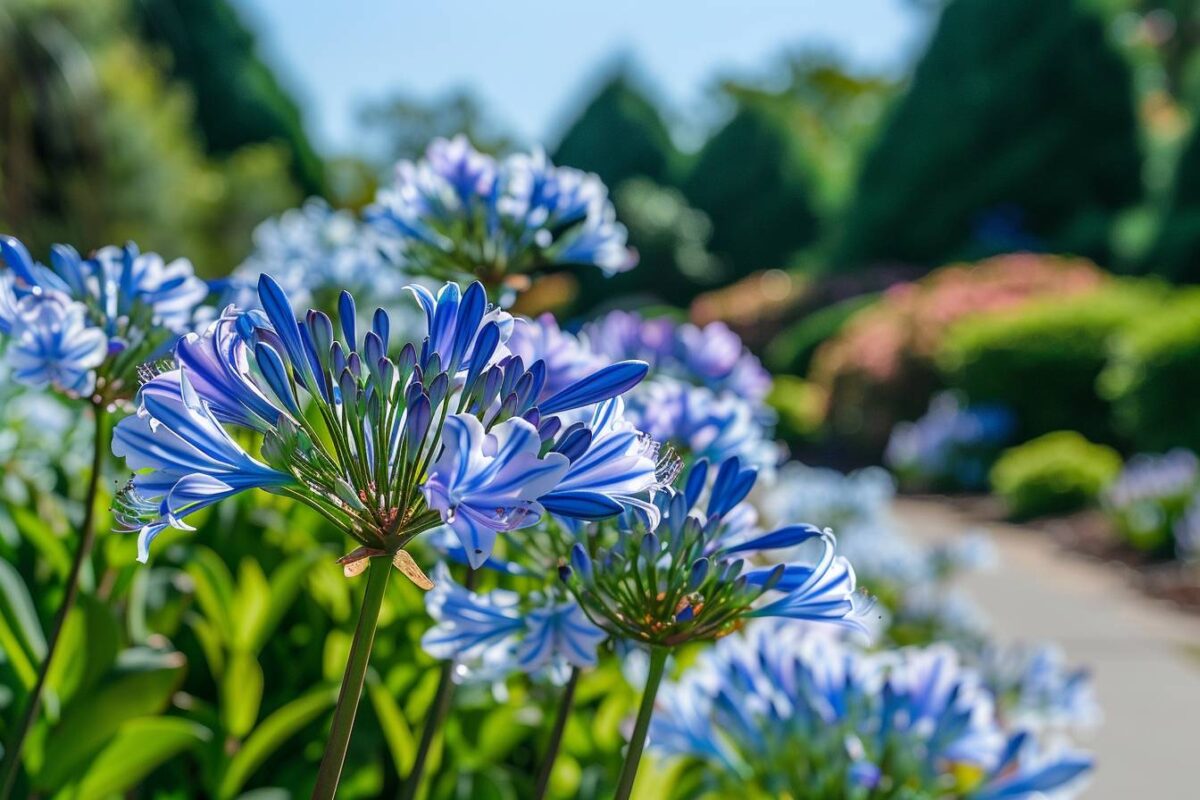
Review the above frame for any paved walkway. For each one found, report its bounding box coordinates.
[895,499,1200,799]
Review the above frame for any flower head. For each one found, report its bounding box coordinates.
[651,625,1093,799]
[422,563,606,684]
[366,136,636,292]
[561,457,868,648]
[0,236,208,401]
[112,276,655,576]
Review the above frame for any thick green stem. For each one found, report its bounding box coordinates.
[532,666,580,800]
[313,555,392,800]
[613,647,668,800]
[0,403,106,800]
[398,568,477,800]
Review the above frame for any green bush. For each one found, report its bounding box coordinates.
[990,431,1122,520]
[1100,290,1200,452]
[766,293,878,375]
[833,0,1142,270]
[938,281,1166,444]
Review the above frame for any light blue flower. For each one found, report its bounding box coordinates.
[886,392,1015,491]
[3,290,107,396]
[423,414,569,568]
[367,136,636,289]
[562,456,868,647]
[422,563,606,683]
[112,370,295,561]
[506,313,607,401]
[0,235,209,401]
[113,275,652,568]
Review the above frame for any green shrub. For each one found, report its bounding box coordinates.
[990,431,1122,520]
[1100,290,1200,453]
[767,376,826,442]
[938,281,1166,444]
[766,293,878,375]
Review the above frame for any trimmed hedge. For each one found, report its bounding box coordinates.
[990,431,1122,520]
[938,281,1166,445]
[1101,290,1200,453]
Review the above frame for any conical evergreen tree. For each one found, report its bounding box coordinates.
[552,73,679,188]
[683,99,820,276]
[834,0,1142,271]
[134,0,325,195]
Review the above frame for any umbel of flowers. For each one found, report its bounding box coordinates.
[558,456,868,799]
[366,135,637,295]
[651,624,1094,800]
[0,235,209,799]
[109,275,661,797]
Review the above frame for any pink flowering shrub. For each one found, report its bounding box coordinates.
[809,253,1106,454]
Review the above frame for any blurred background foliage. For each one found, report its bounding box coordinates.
[8,0,1200,794]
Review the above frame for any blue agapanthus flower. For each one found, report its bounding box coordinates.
[366,135,636,291]
[112,276,657,576]
[0,236,208,401]
[582,310,772,404]
[625,378,780,473]
[215,198,408,317]
[885,392,1015,491]
[651,624,1093,799]
[422,563,607,684]
[562,456,868,648]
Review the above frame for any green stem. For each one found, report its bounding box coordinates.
[532,666,580,800]
[613,647,668,800]
[398,568,477,800]
[0,402,106,800]
[313,555,392,800]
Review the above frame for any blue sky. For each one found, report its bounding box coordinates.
[235,0,929,155]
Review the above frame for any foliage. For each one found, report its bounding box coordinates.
[358,88,515,165]
[938,281,1167,444]
[1102,449,1199,555]
[766,292,878,376]
[133,0,325,195]
[1100,289,1200,452]
[552,73,680,189]
[571,177,723,313]
[682,99,819,278]
[810,253,1105,456]
[766,375,826,442]
[989,431,1122,520]
[1143,115,1200,281]
[0,0,300,277]
[834,0,1143,270]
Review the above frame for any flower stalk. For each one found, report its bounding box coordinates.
[0,402,106,800]
[313,555,392,800]
[532,666,581,800]
[398,568,478,800]
[614,647,668,800]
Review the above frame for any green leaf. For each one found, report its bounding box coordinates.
[248,550,325,653]
[8,506,70,578]
[35,649,187,791]
[72,717,210,798]
[187,547,237,642]
[231,558,270,653]
[0,559,46,667]
[221,651,264,739]
[322,629,351,683]
[217,685,337,800]
[367,675,415,773]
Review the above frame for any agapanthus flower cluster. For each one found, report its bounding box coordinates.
[980,643,1100,733]
[366,135,636,290]
[216,198,409,316]
[561,456,869,648]
[886,392,1015,491]
[421,397,676,681]
[110,277,659,571]
[1102,448,1199,555]
[651,624,1093,799]
[581,310,772,404]
[422,562,607,684]
[510,312,779,472]
[0,236,208,401]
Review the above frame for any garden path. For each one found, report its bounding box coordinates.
[894,499,1200,800]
